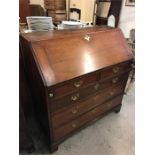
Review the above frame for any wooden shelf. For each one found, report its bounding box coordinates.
[94,0,123,27]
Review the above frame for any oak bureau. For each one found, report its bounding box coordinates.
[20,27,134,152]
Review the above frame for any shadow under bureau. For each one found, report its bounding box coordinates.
[20,27,134,153]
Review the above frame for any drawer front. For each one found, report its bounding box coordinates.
[50,72,129,112]
[101,61,131,80]
[48,72,99,100]
[53,95,123,141]
[52,83,125,128]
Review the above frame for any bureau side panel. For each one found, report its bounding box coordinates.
[20,36,53,146]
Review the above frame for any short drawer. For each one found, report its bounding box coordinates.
[50,83,98,112]
[51,83,125,128]
[53,95,123,141]
[101,61,131,80]
[50,72,129,112]
[48,72,99,100]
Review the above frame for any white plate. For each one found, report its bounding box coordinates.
[62,21,83,26]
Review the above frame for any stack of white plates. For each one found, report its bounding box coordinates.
[26,16,54,31]
[62,21,84,29]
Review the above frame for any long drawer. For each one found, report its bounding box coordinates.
[51,83,125,128]
[50,72,129,112]
[48,72,99,100]
[53,95,123,141]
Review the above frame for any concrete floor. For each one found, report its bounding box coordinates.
[21,83,135,155]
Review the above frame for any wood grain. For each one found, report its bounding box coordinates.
[29,28,133,87]
[20,27,133,152]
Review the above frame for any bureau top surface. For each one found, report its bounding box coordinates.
[21,27,133,87]
[20,26,111,42]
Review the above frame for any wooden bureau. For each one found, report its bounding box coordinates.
[20,27,133,152]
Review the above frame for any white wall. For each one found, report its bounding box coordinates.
[69,0,95,23]
[81,0,95,23]
[118,0,135,38]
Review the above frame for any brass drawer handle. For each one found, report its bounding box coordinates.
[113,66,120,73]
[71,107,78,114]
[74,80,83,88]
[71,93,80,101]
[84,34,91,42]
[71,123,77,128]
[49,93,54,98]
[107,103,111,108]
[94,83,100,90]
[91,108,97,114]
[112,77,119,84]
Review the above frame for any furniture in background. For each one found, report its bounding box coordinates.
[93,0,111,25]
[125,0,135,6]
[69,8,81,21]
[44,0,67,24]
[20,27,134,153]
[61,21,84,29]
[125,29,135,93]
[19,0,30,23]
[107,14,116,27]
[93,0,122,27]
[30,4,45,16]
[69,0,95,24]
[128,29,135,49]
[26,16,54,31]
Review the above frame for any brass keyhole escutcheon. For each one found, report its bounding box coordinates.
[84,35,91,42]
[49,93,54,98]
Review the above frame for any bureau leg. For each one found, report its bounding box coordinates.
[114,104,122,113]
[50,144,58,153]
